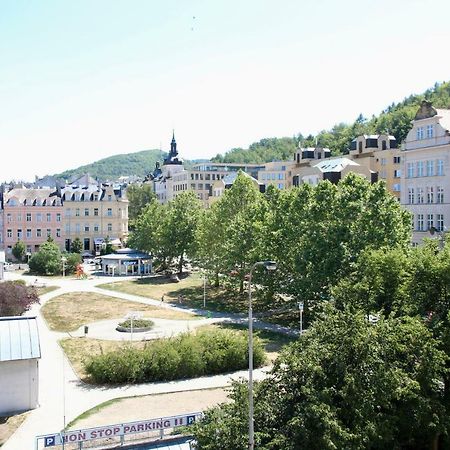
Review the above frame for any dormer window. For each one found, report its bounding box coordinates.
[426,124,434,138]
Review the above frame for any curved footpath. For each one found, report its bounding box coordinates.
[2,273,297,450]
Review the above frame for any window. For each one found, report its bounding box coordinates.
[278,173,284,180]
[94,224,99,232]
[407,163,414,178]
[427,186,434,203]
[93,194,99,201]
[46,213,51,222]
[65,223,70,233]
[84,225,90,232]
[107,208,112,217]
[36,213,42,222]
[437,214,444,232]
[7,229,12,238]
[36,229,42,238]
[427,160,434,176]
[94,208,99,216]
[394,169,401,178]
[417,188,424,204]
[437,186,444,203]
[426,124,434,138]
[380,170,386,179]
[65,208,71,217]
[46,229,51,237]
[394,156,401,164]
[75,223,80,233]
[26,229,32,238]
[75,208,80,217]
[437,160,444,176]
[17,213,22,221]
[271,173,276,180]
[416,127,424,140]
[26,213,31,222]
[26,245,32,254]
[417,161,424,177]
[84,238,90,251]
[84,208,89,216]
[56,213,61,222]
[417,214,424,231]
[427,214,434,231]
[382,141,387,150]
[358,141,362,152]
[408,188,415,204]
[278,183,284,189]
[381,158,386,166]
[107,223,113,232]
[107,195,112,201]
[6,213,11,223]
[392,184,401,192]
[198,183,203,190]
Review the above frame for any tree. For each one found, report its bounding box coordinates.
[192,307,449,449]
[28,241,62,275]
[0,281,39,316]
[263,173,411,323]
[70,237,83,254]
[12,240,26,262]
[160,192,202,273]
[64,253,82,275]
[126,183,156,224]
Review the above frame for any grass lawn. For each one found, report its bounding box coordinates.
[36,285,60,296]
[0,412,28,447]
[99,273,275,314]
[41,292,197,332]
[60,323,295,382]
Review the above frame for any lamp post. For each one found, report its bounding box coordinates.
[61,256,67,277]
[203,271,207,309]
[248,260,277,450]
[298,301,304,335]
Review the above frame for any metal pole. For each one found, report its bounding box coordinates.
[300,309,303,335]
[131,316,133,342]
[248,264,254,450]
[203,274,206,309]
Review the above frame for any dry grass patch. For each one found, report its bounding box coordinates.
[0,412,28,447]
[36,285,60,296]
[61,337,147,382]
[41,292,197,332]
[99,273,203,302]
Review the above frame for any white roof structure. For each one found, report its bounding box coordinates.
[314,157,359,173]
[0,317,41,362]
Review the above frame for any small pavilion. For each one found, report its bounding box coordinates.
[100,248,152,276]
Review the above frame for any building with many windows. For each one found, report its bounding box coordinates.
[400,101,450,245]
[61,175,128,254]
[349,134,401,199]
[1,187,63,256]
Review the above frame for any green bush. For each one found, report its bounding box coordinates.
[117,319,154,329]
[85,329,266,384]
[64,253,82,275]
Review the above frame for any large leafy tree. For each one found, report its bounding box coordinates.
[0,281,40,316]
[12,240,26,262]
[192,308,448,449]
[28,241,62,275]
[263,174,411,322]
[126,183,156,225]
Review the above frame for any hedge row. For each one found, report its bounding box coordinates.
[85,329,266,384]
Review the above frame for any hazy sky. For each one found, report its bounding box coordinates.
[1,0,450,181]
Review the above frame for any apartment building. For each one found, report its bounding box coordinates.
[349,134,401,199]
[400,101,450,245]
[61,175,128,254]
[1,187,64,256]
[257,161,296,190]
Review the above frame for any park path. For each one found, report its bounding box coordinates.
[2,272,295,449]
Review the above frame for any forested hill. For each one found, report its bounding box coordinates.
[212,81,450,163]
[55,149,167,181]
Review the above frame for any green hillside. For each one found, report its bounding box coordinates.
[55,149,166,181]
[212,81,450,163]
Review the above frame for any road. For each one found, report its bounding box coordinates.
[2,272,293,449]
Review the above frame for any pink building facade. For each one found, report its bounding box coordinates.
[2,188,64,257]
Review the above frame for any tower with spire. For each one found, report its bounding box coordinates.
[163,130,183,166]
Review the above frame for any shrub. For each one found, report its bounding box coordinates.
[0,281,40,316]
[85,328,266,384]
[64,253,82,275]
[28,241,62,275]
[117,319,154,329]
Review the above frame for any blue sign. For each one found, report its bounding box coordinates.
[186,415,196,425]
[44,435,57,447]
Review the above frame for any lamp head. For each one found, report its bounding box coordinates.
[262,260,277,271]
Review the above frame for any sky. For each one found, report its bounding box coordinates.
[1,0,450,181]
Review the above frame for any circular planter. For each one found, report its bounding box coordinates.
[116,325,154,333]
[115,319,154,333]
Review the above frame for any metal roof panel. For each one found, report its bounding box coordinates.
[0,317,41,362]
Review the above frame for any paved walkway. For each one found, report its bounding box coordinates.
[2,272,295,449]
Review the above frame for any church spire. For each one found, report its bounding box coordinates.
[170,130,177,156]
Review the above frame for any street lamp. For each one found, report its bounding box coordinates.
[61,256,67,277]
[248,260,277,450]
[298,301,304,335]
